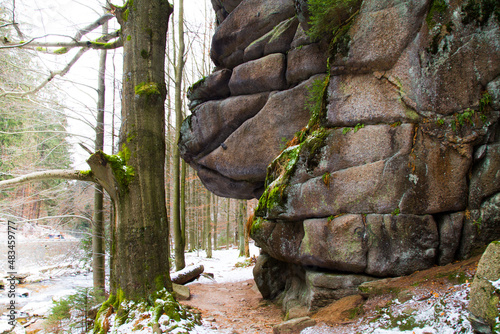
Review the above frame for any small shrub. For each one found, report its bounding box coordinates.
[235,258,254,268]
[45,288,106,334]
[353,122,364,133]
[306,76,329,129]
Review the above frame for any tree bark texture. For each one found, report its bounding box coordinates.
[205,190,212,258]
[92,17,107,293]
[238,200,246,257]
[226,198,230,249]
[173,0,186,271]
[94,0,173,300]
[171,264,204,285]
[213,193,218,250]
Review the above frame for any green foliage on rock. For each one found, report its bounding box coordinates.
[255,129,330,218]
[426,0,448,29]
[306,0,362,41]
[306,75,330,129]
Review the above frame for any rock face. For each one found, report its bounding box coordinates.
[180,0,500,313]
[468,241,500,334]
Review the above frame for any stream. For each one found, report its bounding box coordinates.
[0,272,93,319]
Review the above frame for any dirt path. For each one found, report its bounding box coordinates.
[181,279,284,334]
[181,256,481,334]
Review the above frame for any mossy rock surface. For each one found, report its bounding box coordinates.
[468,241,500,333]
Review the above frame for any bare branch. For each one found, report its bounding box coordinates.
[0,23,17,29]
[0,170,97,190]
[0,37,37,49]
[0,130,93,141]
[12,0,24,39]
[0,30,122,52]
[73,13,115,42]
[0,47,89,98]
[79,143,94,155]
[11,214,93,223]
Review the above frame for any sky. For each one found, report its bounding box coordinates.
[11,0,214,169]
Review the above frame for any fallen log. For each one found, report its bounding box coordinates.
[171,264,204,285]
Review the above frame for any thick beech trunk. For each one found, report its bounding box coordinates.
[88,0,173,301]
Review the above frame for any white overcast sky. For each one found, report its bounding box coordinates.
[11,0,213,169]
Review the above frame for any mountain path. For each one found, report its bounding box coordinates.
[181,279,283,334]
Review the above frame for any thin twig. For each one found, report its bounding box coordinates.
[0,47,89,98]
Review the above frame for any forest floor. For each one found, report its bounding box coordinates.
[9,242,481,334]
[181,278,282,333]
[183,254,480,334]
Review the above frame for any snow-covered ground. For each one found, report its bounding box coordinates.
[183,243,260,284]
[302,283,474,334]
[0,242,478,334]
[0,243,260,333]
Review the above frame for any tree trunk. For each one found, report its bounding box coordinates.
[205,190,212,258]
[213,193,218,250]
[226,198,230,249]
[92,17,107,294]
[89,0,173,300]
[201,187,206,250]
[181,160,186,251]
[173,0,186,271]
[238,200,246,257]
[171,264,204,285]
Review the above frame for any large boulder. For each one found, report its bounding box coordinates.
[326,74,420,127]
[211,0,295,68]
[468,241,500,334]
[229,53,287,95]
[343,0,431,70]
[186,69,232,109]
[469,144,500,209]
[252,214,439,277]
[244,17,299,62]
[364,214,439,277]
[197,75,323,183]
[179,92,269,162]
[180,0,500,311]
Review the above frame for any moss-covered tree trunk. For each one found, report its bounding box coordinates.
[88,0,173,301]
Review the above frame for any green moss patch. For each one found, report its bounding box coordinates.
[103,145,135,187]
[54,47,68,55]
[306,0,362,41]
[134,82,161,96]
[94,288,200,334]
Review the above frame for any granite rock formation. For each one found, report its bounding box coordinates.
[180,0,500,312]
